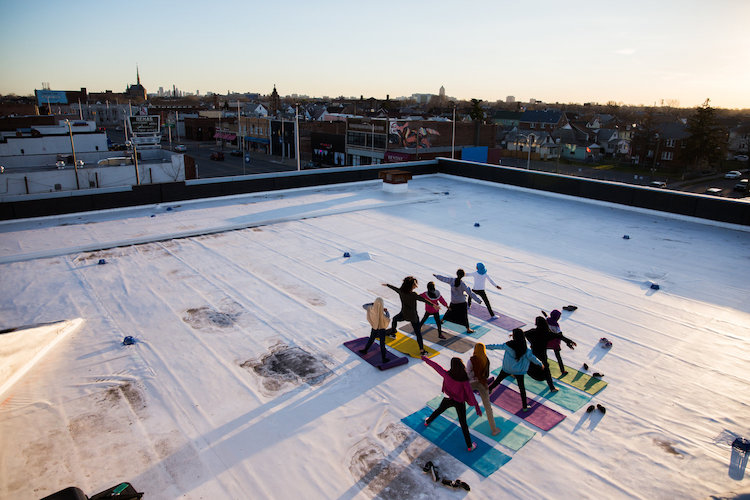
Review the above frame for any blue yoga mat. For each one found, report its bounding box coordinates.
[424,317,490,339]
[425,397,535,452]
[402,407,512,477]
[491,368,592,412]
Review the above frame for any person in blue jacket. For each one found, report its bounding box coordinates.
[486,329,544,411]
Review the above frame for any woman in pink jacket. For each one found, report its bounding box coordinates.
[422,356,482,452]
[418,281,449,339]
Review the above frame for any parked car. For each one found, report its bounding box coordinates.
[174,144,187,152]
[75,160,84,167]
[210,152,224,161]
[649,181,667,188]
[244,154,251,163]
[724,170,742,179]
[229,149,242,157]
[705,187,723,195]
[734,179,749,192]
[55,160,66,169]
[733,154,749,162]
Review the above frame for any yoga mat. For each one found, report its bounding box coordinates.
[468,304,526,331]
[491,368,592,412]
[489,384,565,431]
[384,331,439,359]
[400,323,475,354]
[424,317,490,339]
[402,407,512,477]
[549,361,608,395]
[425,396,535,452]
[343,337,408,370]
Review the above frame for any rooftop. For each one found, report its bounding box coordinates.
[1,174,749,499]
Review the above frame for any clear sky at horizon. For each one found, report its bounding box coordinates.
[2,0,749,109]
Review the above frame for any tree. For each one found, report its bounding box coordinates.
[631,107,659,167]
[684,99,727,169]
[469,98,485,123]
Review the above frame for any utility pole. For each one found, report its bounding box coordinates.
[66,120,80,190]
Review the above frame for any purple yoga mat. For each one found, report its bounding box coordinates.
[343,337,408,370]
[489,384,565,431]
[468,304,526,331]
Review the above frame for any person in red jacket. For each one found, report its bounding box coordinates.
[418,281,449,339]
[422,355,482,452]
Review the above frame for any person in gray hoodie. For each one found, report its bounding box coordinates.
[434,269,482,334]
[485,329,543,411]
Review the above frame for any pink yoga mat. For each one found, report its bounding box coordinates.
[489,384,565,431]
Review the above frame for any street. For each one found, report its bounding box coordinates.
[106,130,299,177]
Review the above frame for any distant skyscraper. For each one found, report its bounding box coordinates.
[506,96,515,103]
[439,86,445,98]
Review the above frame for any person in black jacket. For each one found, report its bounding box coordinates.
[384,276,430,355]
[524,316,576,392]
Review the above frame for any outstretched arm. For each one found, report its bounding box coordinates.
[433,274,451,284]
[486,274,502,289]
[465,285,482,304]
[383,283,399,293]
[421,356,447,377]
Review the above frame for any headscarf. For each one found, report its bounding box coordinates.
[476,263,487,275]
[507,328,528,360]
[366,297,390,330]
[448,357,469,382]
[470,343,489,384]
[547,309,561,328]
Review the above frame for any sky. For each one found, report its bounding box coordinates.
[1,0,750,109]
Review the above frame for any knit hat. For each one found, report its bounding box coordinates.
[476,263,486,275]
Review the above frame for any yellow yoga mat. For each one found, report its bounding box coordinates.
[549,361,607,395]
[384,331,439,359]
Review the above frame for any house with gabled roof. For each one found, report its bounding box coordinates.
[518,109,563,132]
[552,123,600,161]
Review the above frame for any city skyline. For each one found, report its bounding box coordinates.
[2,0,749,109]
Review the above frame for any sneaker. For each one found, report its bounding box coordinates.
[597,404,606,414]
[420,349,428,356]
[560,371,569,376]
[456,480,470,491]
[358,348,367,354]
[582,363,589,370]
[438,334,446,339]
[520,406,531,412]
[549,387,559,393]
[430,464,440,482]
[424,418,430,427]
[422,461,433,473]
[586,405,595,413]
[467,442,477,452]
[592,372,604,378]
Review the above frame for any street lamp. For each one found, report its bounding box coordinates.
[451,103,456,159]
[525,133,536,170]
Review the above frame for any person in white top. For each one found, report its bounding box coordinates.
[466,262,502,317]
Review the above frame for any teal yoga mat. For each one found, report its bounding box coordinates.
[491,368,592,412]
[424,317,490,339]
[425,396,535,451]
[402,407,512,477]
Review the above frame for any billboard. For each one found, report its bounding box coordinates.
[128,115,160,135]
[36,90,68,105]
